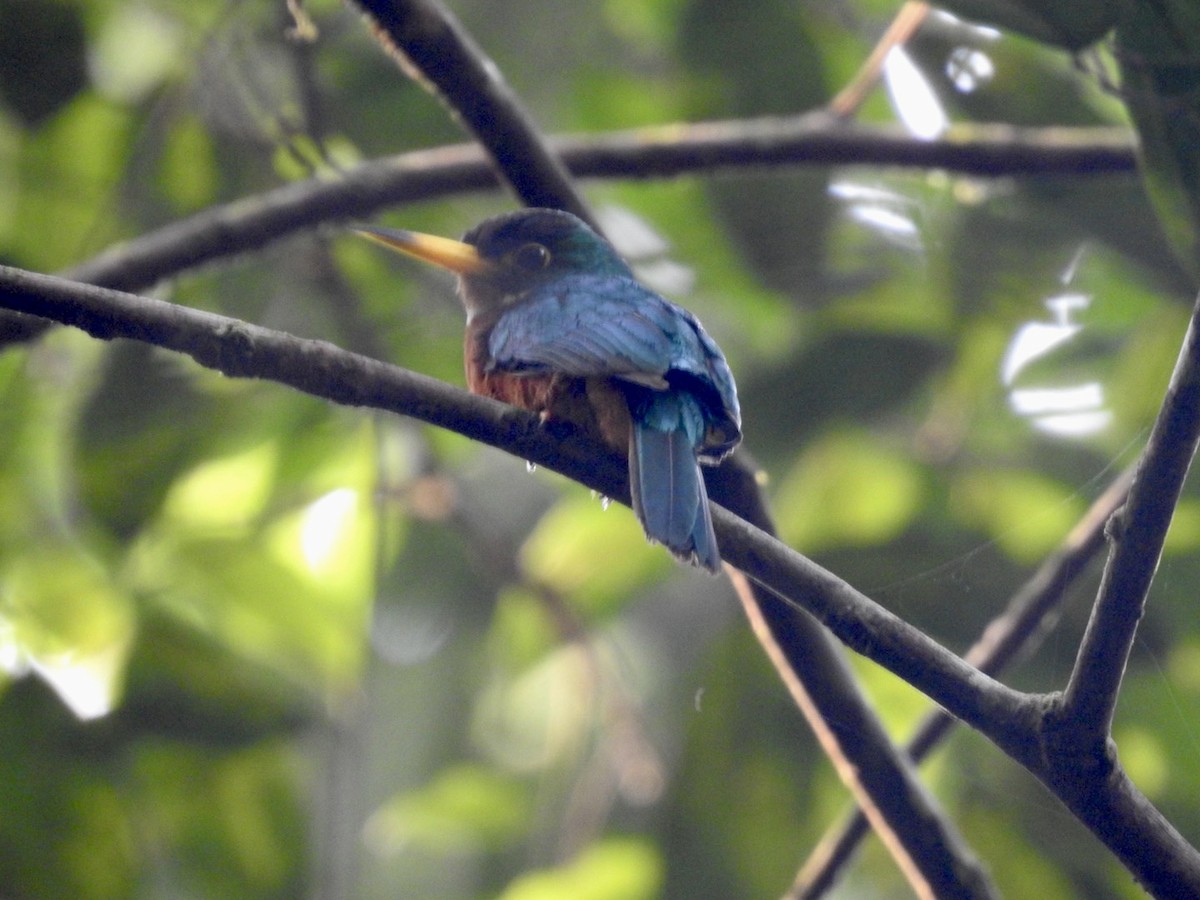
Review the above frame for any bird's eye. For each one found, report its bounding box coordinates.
[513,242,551,271]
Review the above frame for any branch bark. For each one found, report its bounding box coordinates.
[1062,292,1200,742]
[4,263,1199,894]
[1,265,1026,741]
[350,0,597,228]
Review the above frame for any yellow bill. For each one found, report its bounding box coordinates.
[354,226,491,275]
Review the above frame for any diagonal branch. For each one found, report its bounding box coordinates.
[350,0,597,228]
[0,263,1021,739]
[829,2,931,118]
[1063,291,1200,741]
[3,264,1007,898]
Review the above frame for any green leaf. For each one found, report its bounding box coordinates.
[774,430,926,553]
[499,836,663,900]
[367,764,531,854]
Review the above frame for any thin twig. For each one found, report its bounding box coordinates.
[830,2,931,118]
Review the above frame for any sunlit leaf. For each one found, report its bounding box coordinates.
[366,764,531,854]
[499,836,663,900]
[521,494,670,617]
[774,430,926,553]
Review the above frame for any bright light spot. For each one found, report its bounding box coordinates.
[1010,384,1105,415]
[28,652,122,721]
[635,258,696,295]
[847,205,919,239]
[1001,322,1081,386]
[829,182,904,203]
[931,9,1002,41]
[1003,292,1111,437]
[883,47,948,139]
[830,181,923,251]
[1030,411,1114,437]
[599,206,696,296]
[945,47,995,93]
[89,5,183,102]
[1047,292,1090,323]
[1001,293,1091,386]
[301,488,357,572]
[370,604,451,666]
[0,616,24,675]
[600,206,669,258]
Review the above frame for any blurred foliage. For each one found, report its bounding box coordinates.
[2,0,1199,898]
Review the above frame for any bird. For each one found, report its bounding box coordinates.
[356,208,741,572]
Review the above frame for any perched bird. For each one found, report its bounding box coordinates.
[357,208,741,572]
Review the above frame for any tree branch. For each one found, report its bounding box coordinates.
[722,482,1200,897]
[5,264,1199,894]
[735,570,997,900]
[1063,291,1200,741]
[0,9,1143,894]
[350,0,597,228]
[0,263,1030,744]
[0,266,989,704]
[65,121,1141,294]
[793,465,1133,898]
[2,264,1009,900]
[1,118,1130,344]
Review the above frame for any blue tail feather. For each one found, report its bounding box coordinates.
[629,393,720,572]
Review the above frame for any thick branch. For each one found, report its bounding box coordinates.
[0,263,1021,742]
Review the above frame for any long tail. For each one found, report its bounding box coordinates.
[628,393,720,572]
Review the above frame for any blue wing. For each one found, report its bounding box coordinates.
[488,274,677,380]
[487,273,741,457]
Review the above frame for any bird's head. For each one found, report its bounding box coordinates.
[356,209,632,320]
